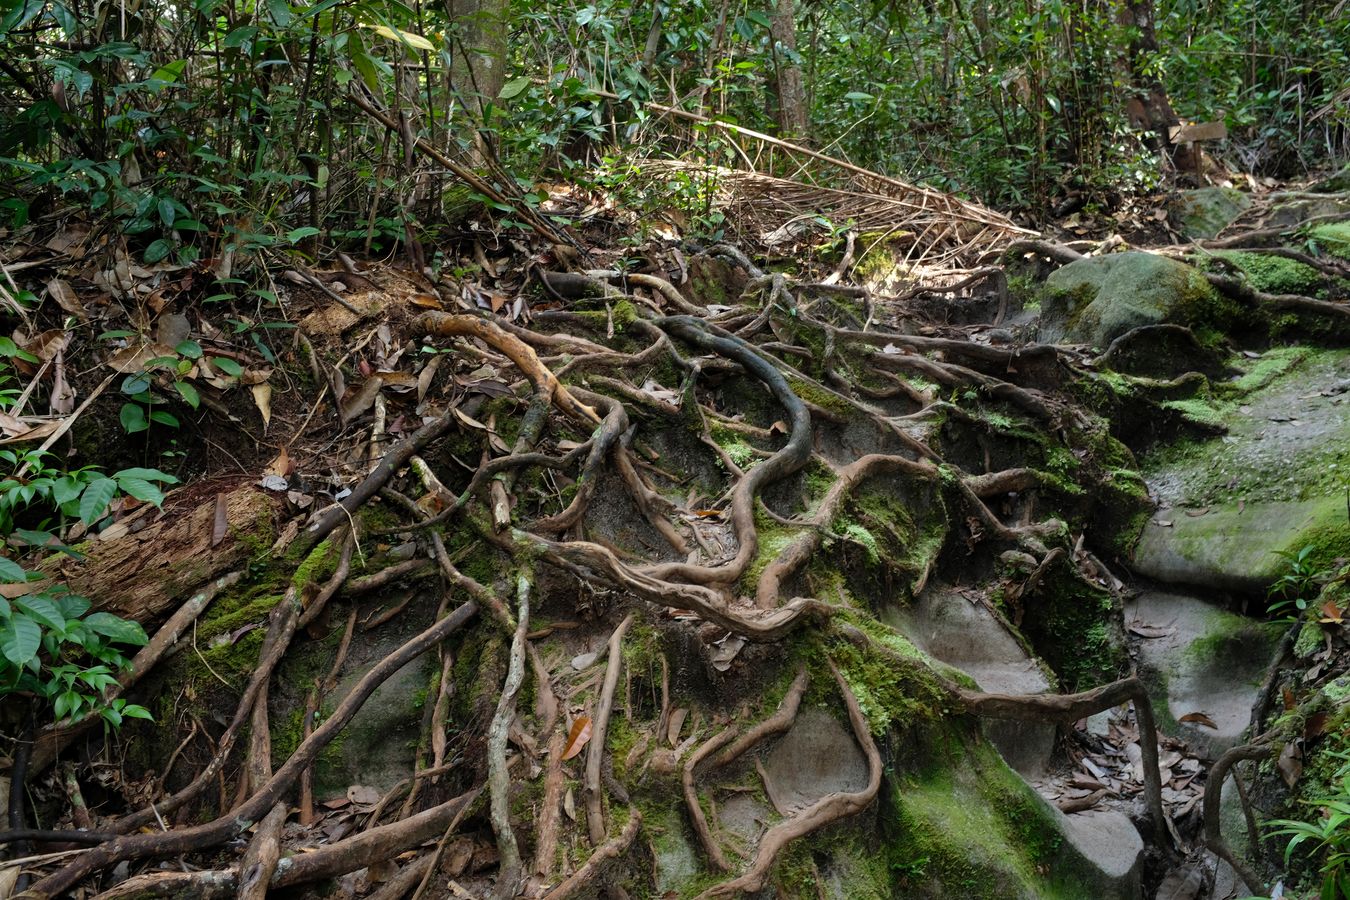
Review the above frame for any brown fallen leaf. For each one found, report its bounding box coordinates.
[1056,789,1105,813]
[1129,623,1174,639]
[561,715,592,761]
[1319,600,1345,624]
[251,382,272,428]
[45,278,88,321]
[211,493,228,548]
[1278,740,1303,788]
[1178,711,1218,729]
[666,707,688,746]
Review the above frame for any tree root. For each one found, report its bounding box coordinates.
[488,575,531,897]
[587,615,634,845]
[1203,740,1273,895]
[693,662,882,899]
[683,727,739,871]
[23,600,481,897]
[541,806,642,900]
[711,668,809,769]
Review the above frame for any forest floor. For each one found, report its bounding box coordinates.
[3,165,1350,900]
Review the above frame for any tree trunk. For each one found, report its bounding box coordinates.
[769,0,808,140]
[1119,0,1197,173]
[446,0,509,122]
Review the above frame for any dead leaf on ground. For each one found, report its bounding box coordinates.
[45,278,88,321]
[1278,741,1303,788]
[1153,859,1211,900]
[1319,600,1345,624]
[666,707,688,746]
[561,715,592,761]
[346,784,382,807]
[107,342,177,374]
[251,382,272,428]
[1178,711,1218,729]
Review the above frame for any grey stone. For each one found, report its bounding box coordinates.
[889,586,1057,777]
[1169,187,1251,240]
[718,793,771,847]
[1126,590,1281,756]
[1057,808,1143,896]
[762,708,869,812]
[1040,252,1222,348]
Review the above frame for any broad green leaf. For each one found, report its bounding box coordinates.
[15,595,64,632]
[144,239,171,264]
[83,612,148,646]
[175,381,200,408]
[113,468,178,484]
[120,403,149,433]
[78,476,117,523]
[115,476,165,507]
[499,76,530,100]
[286,226,320,243]
[175,340,203,359]
[0,613,41,666]
[211,357,243,376]
[0,556,26,582]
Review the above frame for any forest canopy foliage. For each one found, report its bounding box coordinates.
[0,0,1346,282]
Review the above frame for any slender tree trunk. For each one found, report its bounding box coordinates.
[446,0,508,122]
[1118,0,1197,172]
[769,0,808,139]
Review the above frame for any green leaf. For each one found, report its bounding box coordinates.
[175,381,200,409]
[157,198,175,227]
[174,340,203,359]
[265,0,292,27]
[82,612,148,646]
[843,91,874,101]
[150,59,187,83]
[54,594,90,619]
[120,403,149,433]
[285,226,320,243]
[0,337,38,363]
[122,703,154,720]
[78,476,117,523]
[223,25,258,48]
[0,556,27,582]
[15,595,64,632]
[499,76,531,100]
[0,614,41,666]
[115,476,165,507]
[150,410,180,428]
[113,468,178,484]
[144,239,172,264]
[211,357,243,376]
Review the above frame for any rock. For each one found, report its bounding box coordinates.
[1267,196,1350,228]
[762,707,869,812]
[1126,590,1282,756]
[890,586,1056,777]
[1311,222,1350,259]
[1040,252,1230,348]
[1056,808,1143,897]
[647,807,701,894]
[1138,348,1350,593]
[1133,496,1350,593]
[718,793,771,847]
[1169,187,1251,240]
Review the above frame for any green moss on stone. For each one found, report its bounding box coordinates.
[1213,250,1322,295]
[1310,223,1350,260]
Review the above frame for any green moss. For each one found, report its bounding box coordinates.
[823,629,948,736]
[1018,566,1123,691]
[787,377,854,417]
[292,538,341,590]
[1212,250,1322,295]
[736,507,803,597]
[1160,397,1227,430]
[1228,346,1308,394]
[1310,223,1350,260]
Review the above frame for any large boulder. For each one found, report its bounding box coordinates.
[1040,252,1232,349]
[1168,187,1251,240]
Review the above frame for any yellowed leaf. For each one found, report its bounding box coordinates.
[367,23,435,50]
[561,715,592,761]
[251,382,272,428]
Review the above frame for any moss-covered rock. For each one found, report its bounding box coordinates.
[1310,222,1350,260]
[1040,252,1238,348]
[1169,187,1252,240]
[1211,249,1322,295]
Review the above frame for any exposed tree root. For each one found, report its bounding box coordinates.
[1203,739,1274,894]
[683,727,739,871]
[587,615,634,845]
[488,575,531,896]
[540,807,642,900]
[693,662,882,898]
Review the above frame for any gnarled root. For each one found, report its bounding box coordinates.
[694,662,882,898]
